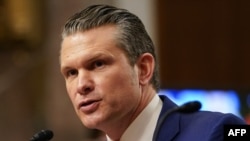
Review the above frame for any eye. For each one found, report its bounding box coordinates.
[66,69,78,77]
[93,60,104,68]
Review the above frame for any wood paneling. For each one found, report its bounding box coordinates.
[156,0,250,90]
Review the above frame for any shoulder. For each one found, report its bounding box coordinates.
[177,111,246,141]
[158,95,246,141]
[180,111,246,131]
[158,94,245,125]
[187,110,245,124]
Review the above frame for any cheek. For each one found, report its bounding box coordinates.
[99,68,140,104]
[99,69,138,93]
[65,81,76,101]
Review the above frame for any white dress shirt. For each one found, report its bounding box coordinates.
[106,95,163,141]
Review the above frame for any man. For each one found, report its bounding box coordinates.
[60,4,246,141]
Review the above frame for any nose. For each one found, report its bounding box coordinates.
[77,71,94,95]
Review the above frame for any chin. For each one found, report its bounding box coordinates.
[81,120,97,129]
[81,116,103,129]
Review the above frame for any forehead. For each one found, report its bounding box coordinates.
[60,25,125,64]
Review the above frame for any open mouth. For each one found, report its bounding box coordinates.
[78,99,101,113]
[81,100,96,107]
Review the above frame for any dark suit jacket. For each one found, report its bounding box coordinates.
[155,95,246,141]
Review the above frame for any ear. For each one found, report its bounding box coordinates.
[136,53,155,86]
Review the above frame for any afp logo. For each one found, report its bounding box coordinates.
[228,129,246,136]
[224,124,250,141]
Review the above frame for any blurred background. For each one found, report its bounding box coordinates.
[0,0,250,140]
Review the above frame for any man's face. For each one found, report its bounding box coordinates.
[60,25,142,130]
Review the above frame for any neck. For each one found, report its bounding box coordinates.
[105,85,156,140]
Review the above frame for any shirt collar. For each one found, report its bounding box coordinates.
[106,95,163,141]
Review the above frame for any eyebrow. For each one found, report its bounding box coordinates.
[60,52,113,71]
[86,52,108,62]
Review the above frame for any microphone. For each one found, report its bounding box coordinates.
[152,101,202,141]
[30,129,54,141]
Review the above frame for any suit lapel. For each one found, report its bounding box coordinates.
[156,95,181,141]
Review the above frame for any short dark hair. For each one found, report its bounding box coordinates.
[62,4,160,91]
